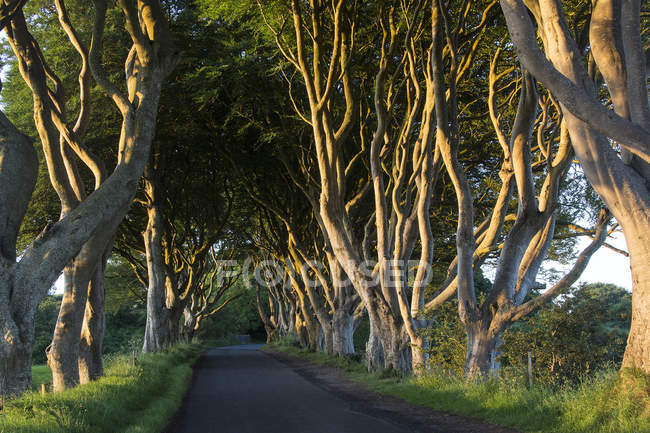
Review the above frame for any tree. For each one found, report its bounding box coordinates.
[499,0,649,376]
[111,11,257,352]
[417,0,617,379]
[0,0,178,395]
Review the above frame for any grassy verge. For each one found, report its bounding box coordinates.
[266,344,650,433]
[1,344,203,433]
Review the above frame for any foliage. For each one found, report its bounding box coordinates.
[1,0,126,252]
[103,305,147,356]
[195,284,264,342]
[422,299,467,375]
[2,344,202,433]
[501,283,632,385]
[418,281,631,385]
[32,295,145,365]
[353,317,370,353]
[32,296,62,365]
[104,258,146,314]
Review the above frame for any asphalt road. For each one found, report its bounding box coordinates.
[164,344,410,433]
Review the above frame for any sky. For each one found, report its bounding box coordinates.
[574,231,632,290]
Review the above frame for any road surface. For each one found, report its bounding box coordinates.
[164,344,410,433]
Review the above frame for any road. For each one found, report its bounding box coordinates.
[164,344,410,433]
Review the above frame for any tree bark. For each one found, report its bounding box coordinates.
[79,247,109,384]
[332,308,355,355]
[48,235,108,391]
[0,340,32,396]
[464,323,500,379]
[365,317,384,371]
[0,111,37,396]
[621,225,650,372]
[142,199,173,352]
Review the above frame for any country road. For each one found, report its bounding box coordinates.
[163,344,410,433]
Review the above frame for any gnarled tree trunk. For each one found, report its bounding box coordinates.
[332,308,355,355]
[48,233,114,390]
[79,245,111,384]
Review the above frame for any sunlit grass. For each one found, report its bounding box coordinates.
[1,344,202,433]
[267,344,650,433]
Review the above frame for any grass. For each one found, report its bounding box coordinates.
[31,365,52,392]
[267,344,650,433]
[0,344,203,433]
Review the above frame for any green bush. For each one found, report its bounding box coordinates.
[419,282,631,386]
[501,283,631,385]
[32,296,62,365]
[32,296,146,365]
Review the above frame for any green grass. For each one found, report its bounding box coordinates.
[31,365,53,392]
[267,344,650,433]
[1,344,203,433]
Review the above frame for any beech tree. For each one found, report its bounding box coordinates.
[115,143,238,352]
[428,0,615,378]
[4,0,115,391]
[498,0,649,375]
[234,138,366,355]
[0,0,178,395]
[222,0,446,372]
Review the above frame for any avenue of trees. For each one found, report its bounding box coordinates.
[0,0,646,399]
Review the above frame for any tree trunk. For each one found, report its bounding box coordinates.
[321,324,333,354]
[48,275,84,391]
[142,196,174,352]
[381,331,410,373]
[411,336,429,374]
[0,112,38,397]
[48,237,106,391]
[78,252,108,384]
[365,318,384,371]
[256,286,277,343]
[368,308,410,372]
[182,306,197,341]
[332,309,355,355]
[490,333,504,376]
[295,312,309,348]
[464,323,499,380]
[305,319,320,352]
[0,339,32,397]
[621,225,650,373]
[167,306,183,343]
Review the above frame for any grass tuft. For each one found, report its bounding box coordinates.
[1,344,202,433]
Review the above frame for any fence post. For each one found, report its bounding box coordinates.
[527,351,534,389]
